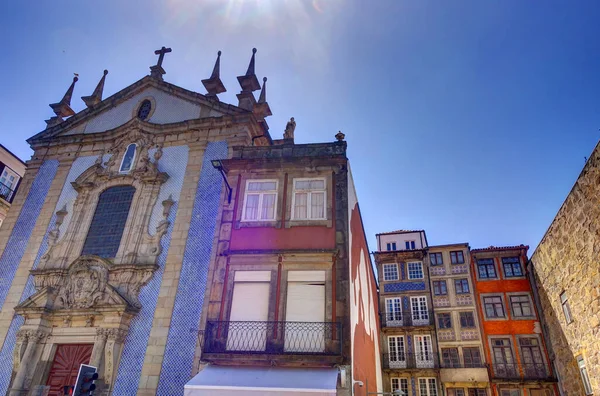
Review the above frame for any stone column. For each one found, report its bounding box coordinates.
[90,329,108,368]
[9,330,47,396]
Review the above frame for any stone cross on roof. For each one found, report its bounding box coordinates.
[150,46,172,80]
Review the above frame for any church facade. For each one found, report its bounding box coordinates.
[0,48,380,395]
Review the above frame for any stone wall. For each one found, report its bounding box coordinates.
[530,141,600,395]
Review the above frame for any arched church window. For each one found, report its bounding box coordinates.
[137,99,152,120]
[119,143,137,173]
[81,185,136,258]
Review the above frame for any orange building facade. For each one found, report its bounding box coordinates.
[470,246,557,396]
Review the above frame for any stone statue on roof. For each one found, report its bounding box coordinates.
[284,117,296,139]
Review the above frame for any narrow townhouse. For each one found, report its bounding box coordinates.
[428,243,490,396]
[375,230,440,396]
[470,246,558,396]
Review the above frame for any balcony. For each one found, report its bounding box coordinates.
[381,311,434,327]
[0,182,16,204]
[203,321,342,357]
[382,353,439,369]
[492,363,555,381]
[440,362,489,383]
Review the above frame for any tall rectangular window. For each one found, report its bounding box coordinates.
[437,313,451,329]
[454,279,470,294]
[578,356,593,395]
[450,250,465,264]
[388,336,406,365]
[510,295,534,318]
[243,180,277,221]
[385,297,402,324]
[386,242,397,251]
[502,257,523,277]
[408,262,424,279]
[411,297,429,325]
[442,348,460,368]
[414,335,434,366]
[463,347,482,368]
[492,338,516,378]
[292,178,326,220]
[418,378,438,396]
[459,311,476,328]
[477,258,497,279]
[433,280,447,296]
[560,292,572,324]
[483,296,506,319]
[405,240,416,250]
[430,252,443,266]
[383,264,399,281]
[391,378,409,396]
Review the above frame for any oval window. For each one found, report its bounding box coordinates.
[120,143,137,173]
[137,99,152,120]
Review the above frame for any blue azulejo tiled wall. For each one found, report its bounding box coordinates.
[157,140,227,396]
[113,145,189,396]
[0,159,59,395]
[383,282,426,293]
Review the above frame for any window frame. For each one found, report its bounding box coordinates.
[477,258,497,279]
[433,280,448,296]
[502,256,524,278]
[508,293,535,319]
[459,311,476,328]
[418,377,438,396]
[560,292,573,324]
[463,347,483,368]
[391,378,409,396]
[430,252,443,266]
[119,143,137,174]
[407,261,424,279]
[405,240,416,250]
[450,250,465,264]
[385,297,403,322]
[437,312,452,329]
[383,263,399,281]
[454,278,470,294]
[241,179,279,222]
[290,177,327,221]
[441,348,460,368]
[386,242,397,251]
[577,355,593,395]
[388,335,406,363]
[482,295,506,319]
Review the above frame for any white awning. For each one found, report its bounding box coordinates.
[184,365,339,396]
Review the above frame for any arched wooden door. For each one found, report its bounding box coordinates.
[46,344,93,396]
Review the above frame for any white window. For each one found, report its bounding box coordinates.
[119,143,137,173]
[383,263,399,281]
[292,178,326,220]
[414,335,434,368]
[560,292,572,324]
[242,180,278,221]
[388,336,406,368]
[418,378,438,396]
[411,296,429,325]
[578,356,593,395]
[0,168,18,189]
[385,297,402,324]
[408,261,424,279]
[391,378,409,395]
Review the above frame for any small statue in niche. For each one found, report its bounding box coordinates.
[284,117,296,139]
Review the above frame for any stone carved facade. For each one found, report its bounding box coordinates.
[530,141,600,395]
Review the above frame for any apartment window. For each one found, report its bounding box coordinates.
[383,264,399,281]
[442,348,460,368]
[405,240,416,250]
[292,178,326,220]
[468,389,487,396]
[450,250,465,264]
[477,258,497,279]
[418,378,438,396]
[430,252,443,266]
[500,390,520,396]
[459,311,476,328]
[510,295,534,318]
[433,280,447,296]
[464,347,482,368]
[519,338,545,378]
[411,297,429,324]
[454,279,470,294]
[447,389,465,396]
[437,313,451,329]
[408,262,424,279]
[386,242,397,251]
[492,339,516,377]
[502,257,523,277]
[388,336,406,364]
[391,378,409,396]
[483,296,505,318]
[560,292,573,324]
[385,298,403,323]
[414,335,434,364]
[577,356,593,395]
[242,180,278,221]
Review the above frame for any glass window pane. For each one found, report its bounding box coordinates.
[244,194,259,220]
[294,192,308,219]
[260,193,276,220]
[310,192,325,219]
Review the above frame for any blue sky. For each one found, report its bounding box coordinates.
[1,1,599,252]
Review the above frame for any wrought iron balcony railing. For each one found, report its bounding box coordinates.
[383,353,440,369]
[0,181,16,204]
[203,321,342,356]
[492,363,553,380]
[380,311,435,327]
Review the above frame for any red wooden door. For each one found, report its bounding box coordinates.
[46,344,93,396]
